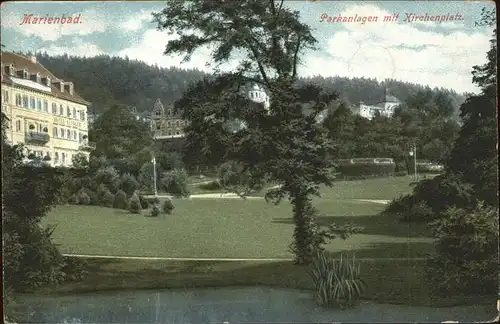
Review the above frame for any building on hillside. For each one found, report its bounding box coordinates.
[150,98,187,152]
[358,90,401,120]
[1,51,93,166]
[248,83,270,110]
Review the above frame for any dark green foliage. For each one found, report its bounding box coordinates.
[138,162,162,192]
[76,189,91,205]
[336,162,395,177]
[93,166,120,193]
[198,180,222,190]
[139,195,149,209]
[113,190,129,210]
[145,196,160,205]
[78,187,98,205]
[96,185,115,208]
[72,152,89,169]
[119,173,140,196]
[68,194,78,205]
[425,203,499,295]
[129,194,141,214]
[61,256,88,282]
[394,171,408,177]
[151,205,160,217]
[307,252,366,309]
[156,152,184,171]
[90,105,154,175]
[160,169,189,198]
[162,199,174,214]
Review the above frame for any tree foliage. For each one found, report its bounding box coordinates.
[154,0,359,264]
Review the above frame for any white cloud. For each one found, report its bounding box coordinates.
[300,4,493,93]
[1,8,111,41]
[39,39,105,57]
[119,10,155,32]
[117,29,240,72]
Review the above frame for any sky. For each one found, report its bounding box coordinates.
[1,1,496,94]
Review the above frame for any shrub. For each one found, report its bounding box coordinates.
[162,198,174,214]
[139,195,149,209]
[93,166,120,193]
[402,201,434,222]
[336,160,395,177]
[119,173,139,196]
[78,187,98,205]
[76,189,91,205]
[145,197,160,205]
[198,180,222,190]
[113,190,129,210]
[61,256,88,282]
[160,169,189,198]
[425,203,499,295]
[101,191,115,208]
[68,194,78,205]
[307,252,366,309]
[394,170,408,177]
[151,205,160,217]
[129,194,141,214]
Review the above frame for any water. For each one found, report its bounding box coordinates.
[12,287,496,323]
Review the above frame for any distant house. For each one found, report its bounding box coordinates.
[150,98,187,153]
[357,89,401,120]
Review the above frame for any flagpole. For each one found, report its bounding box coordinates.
[153,156,158,197]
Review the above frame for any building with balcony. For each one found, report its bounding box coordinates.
[1,51,93,166]
[150,98,187,152]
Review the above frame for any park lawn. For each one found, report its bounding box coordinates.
[31,257,494,308]
[44,198,434,259]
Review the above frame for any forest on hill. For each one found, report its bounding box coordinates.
[33,52,466,117]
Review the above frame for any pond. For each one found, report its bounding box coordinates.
[11,287,496,323]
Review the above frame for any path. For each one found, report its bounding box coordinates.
[144,193,391,204]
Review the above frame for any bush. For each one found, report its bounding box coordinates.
[139,195,149,209]
[113,190,129,210]
[162,198,174,214]
[129,194,141,214]
[77,187,98,205]
[198,180,222,190]
[119,173,139,196]
[101,191,115,208]
[61,256,88,282]
[145,196,160,205]
[425,203,499,295]
[336,159,395,177]
[307,252,366,309]
[160,169,189,198]
[76,189,91,205]
[68,194,78,205]
[402,201,434,222]
[394,170,408,177]
[151,205,160,217]
[93,166,120,193]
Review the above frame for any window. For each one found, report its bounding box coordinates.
[15,120,21,132]
[23,70,28,79]
[36,73,41,83]
[52,103,57,114]
[167,131,171,136]
[67,130,71,139]
[54,152,59,164]
[43,100,48,112]
[176,121,180,127]
[53,127,58,137]
[167,122,171,127]
[22,95,29,108]
[30,96,36,109]
[16,94,22,107]
[46,77,51,87]
[73,108,76,119]
[61,128,65,139]
[9,65,15,76]
[82,112,86,121]
[67,106,71,117]
[59,105,63,116]
[2,90,9,103]
[156,123,161,130]
[37,98,42,111]
[62,153,66,165]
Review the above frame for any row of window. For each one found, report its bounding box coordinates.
[14,120,88,142]
[31,150,76,165]
[10,92,86,121]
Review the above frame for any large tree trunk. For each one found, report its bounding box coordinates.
[291,193,317,264]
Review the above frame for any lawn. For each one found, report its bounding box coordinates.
[33,175,493,308]
[44,198,433,259]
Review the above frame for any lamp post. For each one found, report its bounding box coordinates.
[409,143,417,181]
[152,156,158,197]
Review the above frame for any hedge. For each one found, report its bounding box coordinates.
[336,162,395,177]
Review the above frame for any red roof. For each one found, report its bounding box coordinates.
[1,51,90,105]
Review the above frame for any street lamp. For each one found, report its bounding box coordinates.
[152,155,158,197]
[409,144,417,181]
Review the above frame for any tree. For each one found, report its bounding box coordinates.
[447,9,497,206]
[154,0,358,264]
[90,105,154,175]
[72,152,89,169]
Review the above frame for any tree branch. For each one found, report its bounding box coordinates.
[292,33,302,79]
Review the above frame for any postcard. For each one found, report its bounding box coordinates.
[1,1,497,323]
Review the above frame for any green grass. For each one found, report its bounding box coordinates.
[31,258,493,307]
[44,198,433,259]
[33,175,486,307]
